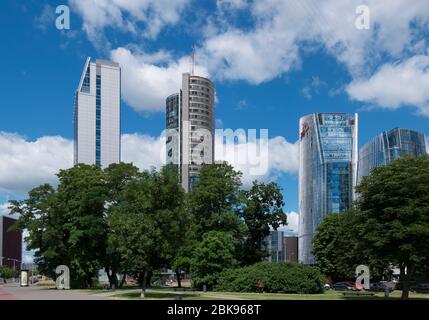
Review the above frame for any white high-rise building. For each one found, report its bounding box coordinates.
[166,73,215,192]
[74,58,121,167]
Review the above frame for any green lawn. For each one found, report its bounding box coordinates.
[111,291,218,300]
[109,289,429,300]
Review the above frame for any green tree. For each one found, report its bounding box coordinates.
[186,162,245,287]
[313,212,361,281]
[190,231,238,290]
[238,181,287,266]
[108,166,188,297]
[103,162,140,288]
[0,266,19,279]
[189,162,244,240]
[152,165,189,286]
[10,165,107,288]
[355,156,429,299]
[9,184,59,278]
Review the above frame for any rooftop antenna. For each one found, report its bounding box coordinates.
[190,46,195,75]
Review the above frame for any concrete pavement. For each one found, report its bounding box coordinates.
[0,282,109,300]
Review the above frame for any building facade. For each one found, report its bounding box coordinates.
[266,230,285,262]
[358,128,427,183]
[284,236,298,262]
[0,216,22,269]
[74,58,121,167]
[166,73,215,192]
[298,113,358,264]
[264,232,298,262]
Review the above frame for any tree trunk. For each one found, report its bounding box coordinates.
[106,267,118,289]
[176,268,182,288]
[141,270,148,298]
[402,264,415,300]
[119,273,127,288]
[400,264,409,300]
[147,270,153,288]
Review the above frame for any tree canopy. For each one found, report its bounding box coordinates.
[9,161,289,292]
[314,156,429,299]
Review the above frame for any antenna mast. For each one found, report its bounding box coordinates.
[190,46,195,75]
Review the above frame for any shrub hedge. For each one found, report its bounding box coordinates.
[216,262,325,294]
[0,266,19,279]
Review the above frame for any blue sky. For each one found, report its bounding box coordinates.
[1,0,429,239]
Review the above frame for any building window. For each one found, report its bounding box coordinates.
[81,66,90,93]
[95,75,101,165]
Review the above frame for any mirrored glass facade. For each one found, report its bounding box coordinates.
[298,113,358,264]
[358,128,427,184]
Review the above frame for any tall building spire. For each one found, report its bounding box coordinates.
[190,46,195,75]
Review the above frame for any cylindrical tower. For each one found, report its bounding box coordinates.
[182,73,215,191]
[166,73,215,192]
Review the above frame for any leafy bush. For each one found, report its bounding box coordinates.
[0,266,19,279]
[216,262,325,294]
[190,231,238,290]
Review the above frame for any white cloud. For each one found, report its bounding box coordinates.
[215,133,299,187]
[235,99,248,110]
[69,0,190,48]
[255,0,429,75]
[0,203,8,216]
[34,4,56,31]
[278,211,299,236]
[121,133,165,170]
[346,56,429,115]
[217,0,248,10]
[110,47,209,112]
[301,87,312,101]
[0,130,297,195]
[201,28,300,84]
[200,0,429,115]
[0,132,73,196]
[102,0,429,115]
[0,132,167,196]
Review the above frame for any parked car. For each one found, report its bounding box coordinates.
[332,282,355,291]
[410,283,429,293]
[369,282,394,292]
[344,281,358,290]
[323,284,332,290]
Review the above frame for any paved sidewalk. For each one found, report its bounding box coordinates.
[0,285,16,300]
[0,283,109,300]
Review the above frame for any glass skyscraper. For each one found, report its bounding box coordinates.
[166,73,215,192]
[265,230,285,263]
[298,113,358,264]
[74,58,121,167]
[358,128,427,183]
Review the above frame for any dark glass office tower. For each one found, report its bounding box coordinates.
[358,128,427,183]
[298,113,358,264]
